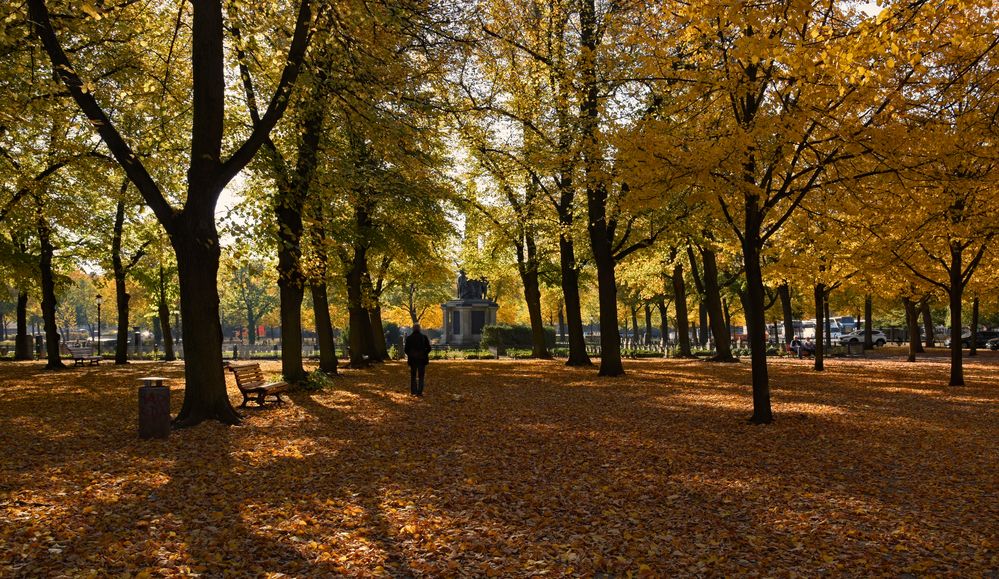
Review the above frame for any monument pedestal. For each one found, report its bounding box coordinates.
[440,298,498,347]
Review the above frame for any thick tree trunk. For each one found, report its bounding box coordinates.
[948,245,965,385]
[813,284,825,372]
[700,248,734,362]
[921,300,935,349]
[778,283,794,344]
[864,294,874,349]
[904,298,920,363]
[157,265,175,361]
[656,299,669,354]
[275,192,306,380]
[114,278,130,364]
[311,282,338,374]
[698,303,708,346]
[671,264,692,357]
[346,247,374,367]
[969,296,979,357]
[170,217,240,427]
[743,226,772,424]
[518,259,550,359]
[277,280,305,381]
[630,305,640,350]
[559,237,590,366]
[37,213,63,370]
[369,304,388,361]
[580,0,622,376]
[111,198,131,364]
[592,247,623,376]
[644,303,653,346]
[15,290,31,360]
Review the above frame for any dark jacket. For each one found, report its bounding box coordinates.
[404,331,432,367]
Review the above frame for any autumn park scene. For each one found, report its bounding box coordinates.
[1,0,998,576]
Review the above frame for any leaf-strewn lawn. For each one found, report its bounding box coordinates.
[1,355,997,576]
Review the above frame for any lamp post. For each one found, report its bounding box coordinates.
[96,295,103,356]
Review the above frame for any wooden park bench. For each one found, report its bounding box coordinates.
[228,363,289,408]
[61,343,101,366]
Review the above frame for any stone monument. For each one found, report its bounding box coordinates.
[440,271,499,347]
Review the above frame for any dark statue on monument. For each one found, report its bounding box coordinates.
[442,270,499,346]
[456,270,488,300]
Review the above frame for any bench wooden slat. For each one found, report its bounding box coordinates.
[229,363,288,407]
[61,344,101,366]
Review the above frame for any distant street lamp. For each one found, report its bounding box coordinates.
[96,295,103,356]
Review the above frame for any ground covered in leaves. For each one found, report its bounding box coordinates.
[1,352,997,577]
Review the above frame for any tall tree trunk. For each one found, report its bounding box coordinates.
[15,290,31,360]
[517,247,550,359]
[246,311,257,345]
[700,247,734,361]
[346,246,374,367]
[580,0,622,376]
[245,312,257,346]
[170,214,240,427]
[921,300,935,349]
[644,303,653,346]
[813,284,825,372]
[969,296,979,357]
[111,199,130,364]
[559,237,590,366]
[630,305,639,349]
[368,304,388,361]
[276,230,305,382]
[778,282,794,345]
[158,263,175,361]
[311,282,338,374]
[671,263,692,357]
[863,294,874,349]
[114,276,130,364]
[904,297,920,363]
[656,299,668,350]
[948,245,965,386]
[698,303,708,346]
[742,216,772,424]
[35,200,64,369]
[911,301,926,353]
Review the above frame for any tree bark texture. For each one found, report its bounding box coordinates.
[904,297,921,363]
[813,284,825,372]
[671,264,692,357]
[921,300,935,349]
[36,206,63,369]
[158,263,175,361]
[311,282,338,374]
[700,247,734,361]
[948,245,964,386]
[15,290,31,360]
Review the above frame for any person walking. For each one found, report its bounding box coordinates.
[404,324,432,396]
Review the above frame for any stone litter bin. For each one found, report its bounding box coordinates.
[138,377,171,439]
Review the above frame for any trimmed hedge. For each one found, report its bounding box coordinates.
[479,324,555,349]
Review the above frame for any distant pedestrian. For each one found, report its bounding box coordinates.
[404,324,432,396]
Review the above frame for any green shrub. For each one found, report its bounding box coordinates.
[301,370,334,392]
[387,345,400,360]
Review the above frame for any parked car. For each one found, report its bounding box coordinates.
[987,337,999,351]
[839,330,887,347]
[945,330,999,348]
